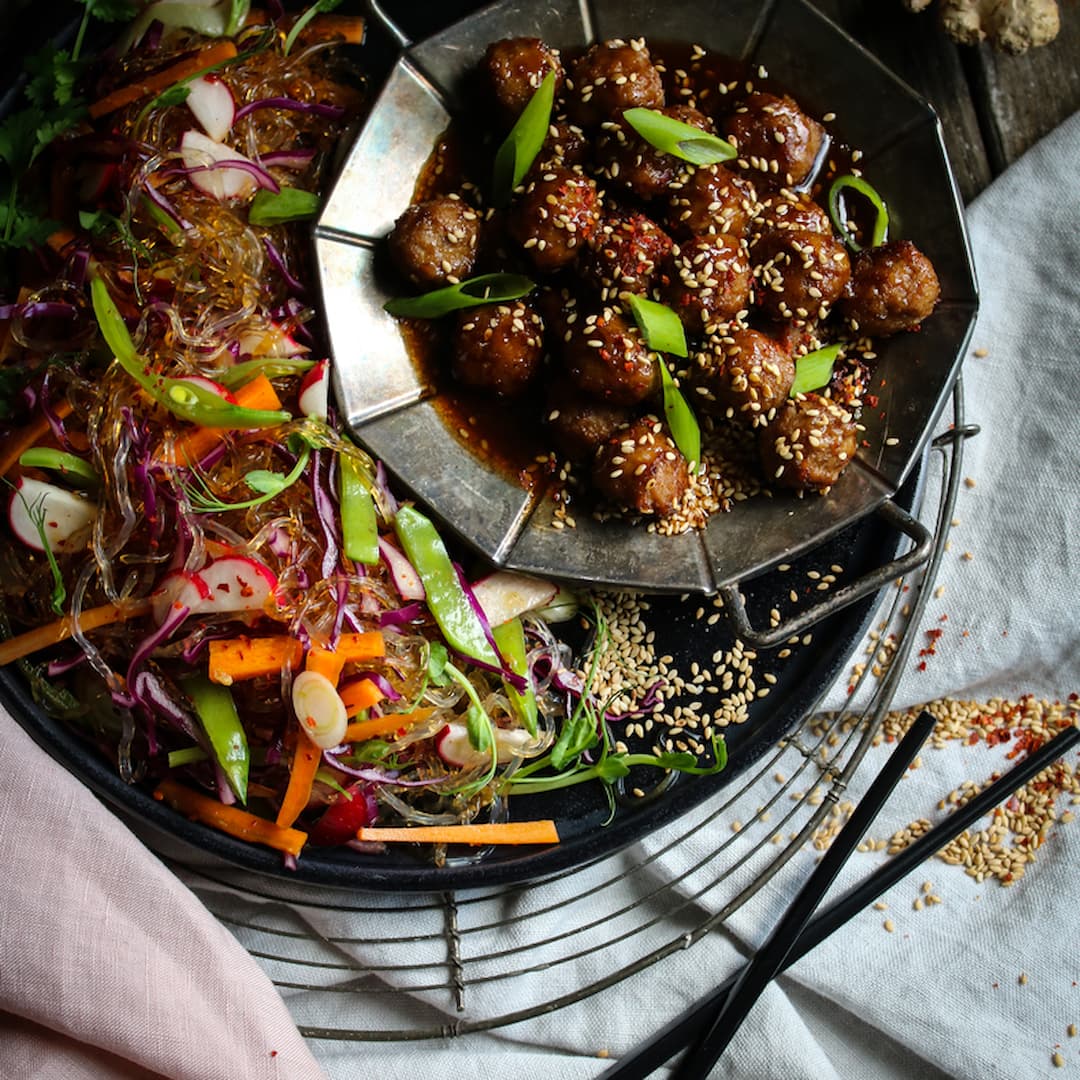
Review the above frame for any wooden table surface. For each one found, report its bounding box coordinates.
[812,1,1080,202]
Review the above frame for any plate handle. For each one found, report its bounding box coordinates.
[718,499,933,649]
[364,0,412,48]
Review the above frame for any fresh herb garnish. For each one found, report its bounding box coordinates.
[217,356,316,387]
[283,0,344,56]
[492,69,556,207]
[186,430,315,511]
[384,272,535,319]
[248,186,320,227]
[8,484,67,615]
[622,107,737,167]
[789,343,843,397]
[828,174,889,252]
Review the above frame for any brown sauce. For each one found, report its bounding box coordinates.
[392,37,859,495]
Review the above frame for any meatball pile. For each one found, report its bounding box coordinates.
[386,36,941,522]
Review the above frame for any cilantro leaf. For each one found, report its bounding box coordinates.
[24,47,82,109]
[0,109,43,175]
[80,0,138,23]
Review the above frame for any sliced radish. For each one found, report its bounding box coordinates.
[186,75,235,142]
[436,722,537,768]
[298,359,330,420]
[237,323,310,358]
[8,477,97,555]
[378,537,425,601]
[196,555,279,614]
[292,670,348,750]
[151,568,212,626]
[174,374,238,403]
[470,570,558,628]
[180,130,258,201]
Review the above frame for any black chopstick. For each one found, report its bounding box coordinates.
[671,709,935,1077]
[603,718,1080,1080]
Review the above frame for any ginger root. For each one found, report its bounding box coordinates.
[903,0,1060,53]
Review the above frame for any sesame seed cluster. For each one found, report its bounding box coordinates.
[389,33,943,532]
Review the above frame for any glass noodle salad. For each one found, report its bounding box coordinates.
[0,1,725,865]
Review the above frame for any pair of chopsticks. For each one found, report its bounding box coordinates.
[604,713,1080,1079]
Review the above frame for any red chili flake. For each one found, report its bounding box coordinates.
[939,613,949,622]
[917,660,927,672]
[866,393,879,407]
[968,732,980,745]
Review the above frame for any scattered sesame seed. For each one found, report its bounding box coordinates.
[883,919,895,933]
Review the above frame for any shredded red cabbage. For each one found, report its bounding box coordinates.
[322,750,444,787]
[262,237,306,295]
[234,97,346,122]
[378,601,424,628]
[171,159,281,193]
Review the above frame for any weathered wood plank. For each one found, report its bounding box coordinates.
[811,0,994,201]
[963,12,1080,171]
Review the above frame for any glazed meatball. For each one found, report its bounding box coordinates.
[580,212,673,301]
[661,234,752,335]
[537,119,589,172]
[544,384,632,462]
[563,309,658,405]
[592,415,689,516]
[753,229,851,322]
[840,240,941,336]
[604,106,714,201]
[485,37,564,124]
[759,392,857,491]
[667,163,757,239]
[509,166,601,273]
[567,40,664,128]
[693,328,795,422]
[452,301,545,397]
[723,92,825,188]
[753,191,833,245]
[387,195,480,288]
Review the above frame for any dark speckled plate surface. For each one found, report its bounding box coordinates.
[316,0,977,594]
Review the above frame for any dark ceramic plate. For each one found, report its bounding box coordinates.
[316,0,978,594]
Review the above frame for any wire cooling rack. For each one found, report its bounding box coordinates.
[159,383,974,1048]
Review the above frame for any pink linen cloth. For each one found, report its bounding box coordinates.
[0,712,325,1080]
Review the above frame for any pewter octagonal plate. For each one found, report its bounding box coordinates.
[315,0,977,594]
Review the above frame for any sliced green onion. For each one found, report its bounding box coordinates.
[626,294,688,358]
[492,69,556,207]
[248,187,320,227]
[658,361,702,471]
[622,107,736,167]
[339,453,379,565]
[790,343,844,397]
[828,174,889,252]
[492,617,537,736]
[168,745,208,768]
[384,273,535,319]
[18,448,100,488]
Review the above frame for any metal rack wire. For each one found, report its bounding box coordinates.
[161,384,972,1049]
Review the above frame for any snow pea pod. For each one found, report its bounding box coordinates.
[182,674,249,803]
[393,506,500,670]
